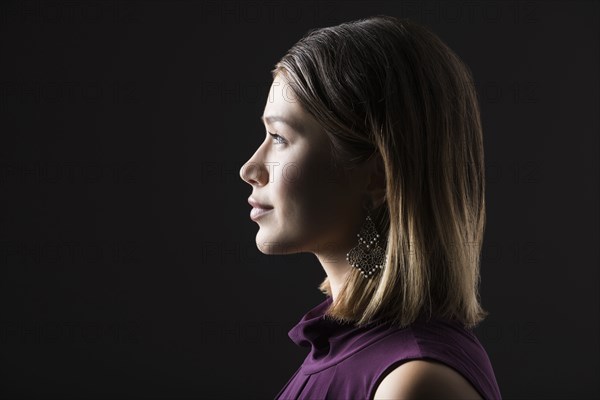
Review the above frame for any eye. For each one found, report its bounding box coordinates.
[268,132,287,145]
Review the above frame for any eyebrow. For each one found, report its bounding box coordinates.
[260,115,305,133]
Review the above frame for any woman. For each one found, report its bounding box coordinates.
[240,15,502,400]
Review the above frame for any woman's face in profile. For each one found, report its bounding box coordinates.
[239,73,366,257]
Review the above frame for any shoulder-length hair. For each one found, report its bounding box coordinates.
[272,15,488,329]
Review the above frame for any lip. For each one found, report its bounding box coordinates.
[248,197,273,209]
[250,207,273,221]
[248,197,274,221]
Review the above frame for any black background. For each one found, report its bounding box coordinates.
[0,1,598,399]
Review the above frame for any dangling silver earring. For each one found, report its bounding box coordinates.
[346,206,387,279]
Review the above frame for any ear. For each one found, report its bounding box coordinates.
[366,153,386,209]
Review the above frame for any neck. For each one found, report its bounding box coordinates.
[315,250,352,302]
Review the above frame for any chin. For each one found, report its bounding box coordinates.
[255,235,301,255]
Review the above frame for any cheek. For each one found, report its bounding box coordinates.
[278,154,350,225]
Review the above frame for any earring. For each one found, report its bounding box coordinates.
[346,209,387,279]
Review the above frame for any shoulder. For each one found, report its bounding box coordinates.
[372,359,483,400]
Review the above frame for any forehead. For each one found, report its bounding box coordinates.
[263,73,303,118]
[262,74,330,148]
[262,73,327,139]
[262,73,336,160]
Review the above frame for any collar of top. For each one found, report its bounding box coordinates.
[287,296,396,374]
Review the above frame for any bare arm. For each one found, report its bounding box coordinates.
[373,359,483,400]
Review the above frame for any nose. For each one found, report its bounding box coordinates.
[239,158,269,187]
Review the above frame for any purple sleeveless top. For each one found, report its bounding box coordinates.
[275,296,502,400]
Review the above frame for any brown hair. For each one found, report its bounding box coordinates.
[272,15,488,329]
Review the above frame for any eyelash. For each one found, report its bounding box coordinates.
[268,132,286,145]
